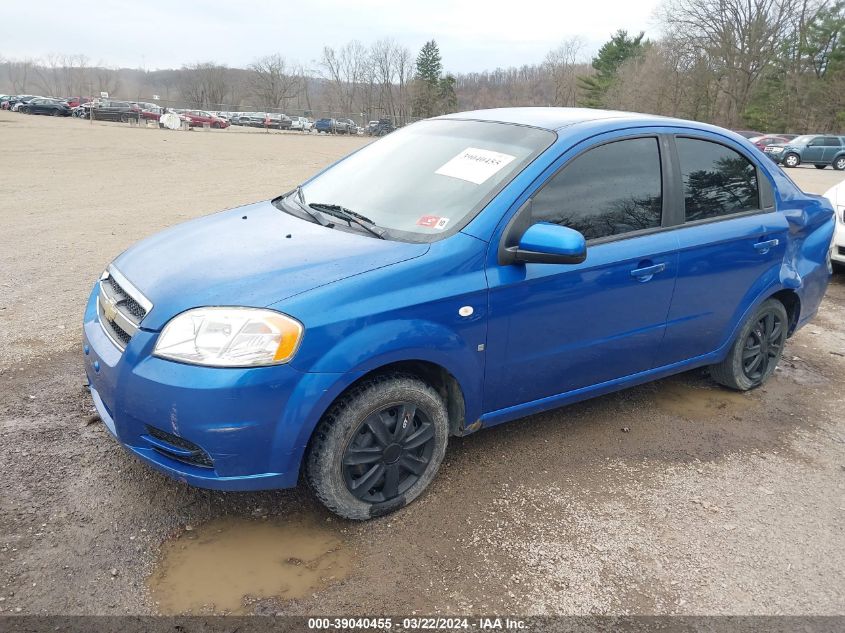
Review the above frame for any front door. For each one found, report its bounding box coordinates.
[485,135,678,413]
[803,137,826,163]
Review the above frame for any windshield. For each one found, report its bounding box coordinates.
[299,119,554,240]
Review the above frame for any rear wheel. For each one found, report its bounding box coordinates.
[119,113,129,123]
[833,156,845,171]
[306,374,448,520]
[710,298,788,391]
[783,153,800,168]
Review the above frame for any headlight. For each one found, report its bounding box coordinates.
[153,307,303,367]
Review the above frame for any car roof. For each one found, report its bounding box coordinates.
[435,107,669,131]
[435,107,763,138]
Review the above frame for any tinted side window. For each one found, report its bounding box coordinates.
[822,136,841,146]
[676,138,759,222]
[530,137,663,240]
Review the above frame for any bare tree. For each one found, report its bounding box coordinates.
[543,37,586,106]
[247,54,300,111]
[8,58,35,93]
[319,41,368,114]
[661,0,800,126]
[179,62,231,109]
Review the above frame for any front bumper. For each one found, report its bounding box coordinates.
[82,284,351,491]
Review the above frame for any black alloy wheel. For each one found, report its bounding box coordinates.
[342,402,436,503]
[741,308,785,383]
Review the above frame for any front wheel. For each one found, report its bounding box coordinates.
[710,298,788,391]
[782,153,800,168]
[306,374,449,520]
[833,156,845,171]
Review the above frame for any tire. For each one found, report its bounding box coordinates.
[815,164,826,169]
[119,113,129,123]
[710,298,788,391]
[306,373,449,520]
[833,156,845,171]
[783,153,800,168]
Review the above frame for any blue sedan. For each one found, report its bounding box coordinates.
[83,108,835,519]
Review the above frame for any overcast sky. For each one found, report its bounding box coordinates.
[3,0,663,73]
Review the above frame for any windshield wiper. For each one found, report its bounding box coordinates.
[307,202,387,239]
[276,187,329,226]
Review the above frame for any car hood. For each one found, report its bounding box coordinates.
[112,200,429,330]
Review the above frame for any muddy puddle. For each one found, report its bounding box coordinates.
[148,516,352,614]
[652,378,757,419]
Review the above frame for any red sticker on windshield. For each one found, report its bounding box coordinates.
[416,215,450,229]
[416,215,440,227]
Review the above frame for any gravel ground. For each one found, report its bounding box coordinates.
[1,111,844,616]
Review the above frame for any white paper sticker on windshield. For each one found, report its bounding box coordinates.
[435,147,516,185]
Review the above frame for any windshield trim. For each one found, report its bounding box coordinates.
[299,119,558,243]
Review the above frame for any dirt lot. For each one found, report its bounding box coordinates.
[1,111,844,616]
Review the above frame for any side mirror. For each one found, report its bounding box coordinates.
[505,222,587,265]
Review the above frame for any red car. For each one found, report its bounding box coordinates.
[63,96,92,108]
[182,110,229,129]
[748,134,798,150]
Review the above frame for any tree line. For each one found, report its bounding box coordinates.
[1,0,842,131]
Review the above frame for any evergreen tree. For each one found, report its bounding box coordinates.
[578,30,647,108]
[413,40,456,117]
[415,40,443,84]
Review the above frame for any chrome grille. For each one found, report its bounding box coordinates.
[97,266,152,351]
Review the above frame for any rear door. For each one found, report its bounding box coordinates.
[656,134,788,366]
[821,136,842,163]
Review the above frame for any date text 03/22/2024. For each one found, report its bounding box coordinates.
[307,617,526,630]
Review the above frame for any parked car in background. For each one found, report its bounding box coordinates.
[91,100,141,122]
[135,102,163,122]
[765,134,845,170]
[11,95,41,111]
[734,130,765,139]
[182,110,229,128]
[22,97,71,116]
[314,118,338,133]
[748,134,797,150]
[366,120,379,134]
[336,118,356,134]
[291,116,312,131]
[266,113,292,130]
[83,108,834,520]
[63,96,92,108]
[370,119,395,136]
[0,95,14,109]
[824,180,845,271]
[240,112,269,128]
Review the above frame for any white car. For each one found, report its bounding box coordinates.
[823,179,845,269]
[290,116,312,132]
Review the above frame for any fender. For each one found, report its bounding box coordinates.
[271,319,484,476]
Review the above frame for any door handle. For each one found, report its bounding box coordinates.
[754,238,779,253]
[630,263,666,281]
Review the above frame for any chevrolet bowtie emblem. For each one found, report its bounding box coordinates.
[103,297,118,322]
